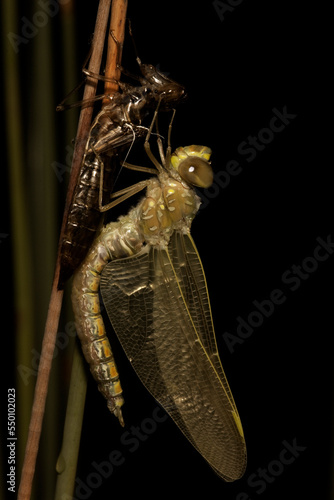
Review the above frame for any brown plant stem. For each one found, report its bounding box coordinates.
[17,2,112,498]
[103,0,128,104]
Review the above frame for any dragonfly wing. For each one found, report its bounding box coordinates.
[100,234,246,481]
[169,232,241,415]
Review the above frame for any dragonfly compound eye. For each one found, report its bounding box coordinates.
[178,157,213,188]
[171,145,213,188]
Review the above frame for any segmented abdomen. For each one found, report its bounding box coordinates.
[71,208,144,426]
[58,109,119,288]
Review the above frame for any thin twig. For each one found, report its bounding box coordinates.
[17,2,112,499]
[17,285,64,500]
[103,0,128,104]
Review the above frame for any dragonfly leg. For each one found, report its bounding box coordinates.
[94,130,150,213]
[128,19,144,69]
[56,74,119,111]
[82,68,119,85]
[109,25,146,84]
[99,179,149,212]
[146,108,176,169]
[106,29,138,92]
[123,162,157,175]
[56,44,120,111]
[82,28,122,85]
[90,122,152,215]
[166,108,177,166]
[109,29,123,69]
[154,114,166,168]
[143,99,165,172]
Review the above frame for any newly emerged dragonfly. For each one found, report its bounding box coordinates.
[58,33,186,288]
[71,111,247,481]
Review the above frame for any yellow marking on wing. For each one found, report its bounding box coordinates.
[232,410,245,439]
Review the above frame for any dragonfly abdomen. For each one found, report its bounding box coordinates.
[71,209,145,425]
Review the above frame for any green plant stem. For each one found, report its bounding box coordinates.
[1,1,35,483]
[54,342,88,500]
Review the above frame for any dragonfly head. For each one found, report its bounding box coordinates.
[171,146,213,188]
[140,64,187,108]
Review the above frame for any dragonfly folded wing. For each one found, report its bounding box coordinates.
[100,233,246,481]
[169,232,240,411]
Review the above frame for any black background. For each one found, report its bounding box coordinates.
[2,1,332,499]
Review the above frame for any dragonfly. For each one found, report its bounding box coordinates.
[58,32,186,288]
[71,109,247,481]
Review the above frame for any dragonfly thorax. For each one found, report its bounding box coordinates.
[139,177,200,246]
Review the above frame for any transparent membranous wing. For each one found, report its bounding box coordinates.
[100,231,246,481]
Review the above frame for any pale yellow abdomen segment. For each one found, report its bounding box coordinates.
[71,215,144,426]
